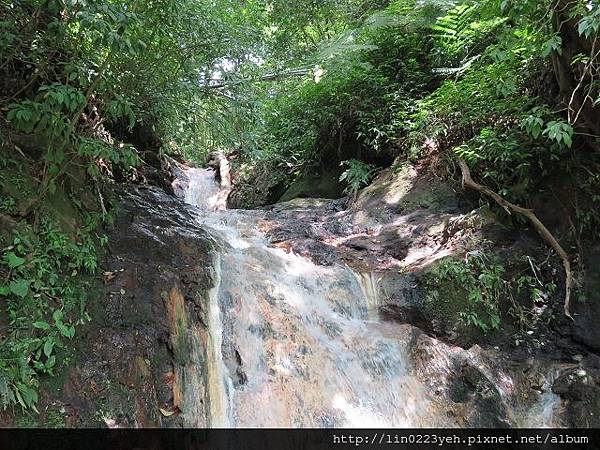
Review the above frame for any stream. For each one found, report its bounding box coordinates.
[184,168,445,427]
[179,166,561,428]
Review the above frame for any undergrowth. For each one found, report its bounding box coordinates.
[425,251,557,336]
[0,212,107,411]
[0,155,109,412]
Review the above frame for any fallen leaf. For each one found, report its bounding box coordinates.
[159,408,175,417]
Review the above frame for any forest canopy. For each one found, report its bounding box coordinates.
[2,1,599,191]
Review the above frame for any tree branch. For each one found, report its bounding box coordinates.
[458,159,573,319]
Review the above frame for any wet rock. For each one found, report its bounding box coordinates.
[571,244,600,351]
[403,325,562,427]
[552,356,600,427]
[221,345,248,388]
[379,304,435,334]
[239,160,600,428]
[56,185,217,427]
[451,362,510,428]
[28,158,595,428]
[278,168,345,203]
[260,162,489,277]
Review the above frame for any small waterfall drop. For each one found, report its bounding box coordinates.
[205,253,233,427]
[185,167,224,211]
[520,371,563,428]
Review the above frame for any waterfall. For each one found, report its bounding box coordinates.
[185,167,224,211]
[353,271,381,321]
[205,253,233,427]
[181,167,447,427]
[179,166,564,428]
[519,370,563,428]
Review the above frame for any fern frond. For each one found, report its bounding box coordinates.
[431,0,507,63]
[431,3,477,43]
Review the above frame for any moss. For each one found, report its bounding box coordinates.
[1,167,35,201]
[421,270,485,344]
[420,256,504,342]
[397,178,455,212]
[423,276,471,326]
[357,164,457,219]
[165,287,192,366]
[279,168,345,202]
[39,356,71,397]
[174,316,191,365]
[99,379,135,421]
[44,190,81,235]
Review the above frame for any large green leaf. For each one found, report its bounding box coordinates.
[9,279,30,298]
[6,252,25,269]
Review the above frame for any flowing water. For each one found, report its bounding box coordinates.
[185,167,229,211]
[181,166,561,428]
[519,370,563,428]
[183,167,451,427]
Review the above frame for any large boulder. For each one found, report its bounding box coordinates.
[38,186,218,427]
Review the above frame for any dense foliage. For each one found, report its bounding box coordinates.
[1,0,599,412]
[221,1,600,213]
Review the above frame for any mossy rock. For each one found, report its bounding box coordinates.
[420,257,496,345]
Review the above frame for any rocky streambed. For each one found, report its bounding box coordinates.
[12,161,599,428]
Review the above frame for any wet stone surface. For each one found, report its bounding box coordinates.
[46,186,218,427]
[22,162,600,428]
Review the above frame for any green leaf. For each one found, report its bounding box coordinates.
[15,389,27,409]
[542,35,562,57]
[52,309,63,323]
[6,252,25,269]
[19,385,37,409]
[45,355,56,369]
[47,180,57,195]
[33,321,50,330]
[57,323,74,339]
[43,339,54,357]
[9,279,30,298]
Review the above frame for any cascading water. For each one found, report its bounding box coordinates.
[180,166,564,428]
[519,371,563,428]
[204,253,234,427]
[182,167,449,427]
[185,167,227,211]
